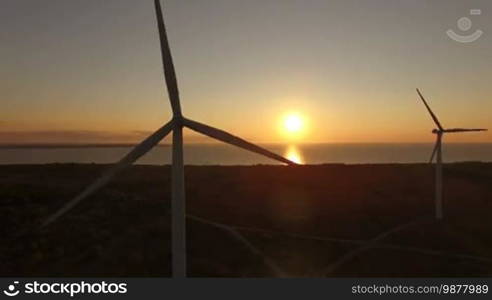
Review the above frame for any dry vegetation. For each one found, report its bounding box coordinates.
[1,163,491,277]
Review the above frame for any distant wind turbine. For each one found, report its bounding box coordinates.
[40,0,295,278]
[416,88,487,220]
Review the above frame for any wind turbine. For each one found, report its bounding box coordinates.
[416,88,487,220]
[40,0,295,278]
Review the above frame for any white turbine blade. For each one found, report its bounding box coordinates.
[444,128,488,133]
[183,118,296,165]
[416,89,444,130]
[154,0,182,116]
[40,121,174,229]
[429,138,439,163]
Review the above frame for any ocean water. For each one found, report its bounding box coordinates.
[0,143,491,165]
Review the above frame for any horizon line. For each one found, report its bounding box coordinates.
[1,141,492,149]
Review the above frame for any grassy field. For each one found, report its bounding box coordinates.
[1,163,491,277]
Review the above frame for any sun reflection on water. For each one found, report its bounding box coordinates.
[285,145,304,164]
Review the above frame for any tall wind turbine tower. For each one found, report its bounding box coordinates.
[416,88,487,220]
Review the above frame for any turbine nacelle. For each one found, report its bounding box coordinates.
[172,115,184,126]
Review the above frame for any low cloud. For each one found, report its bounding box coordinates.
[0,130,153,144]
[0,129,213,145]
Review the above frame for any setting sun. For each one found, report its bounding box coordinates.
[284,114,303,133]
[279,112,308,140]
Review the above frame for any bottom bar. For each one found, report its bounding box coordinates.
[0,278,490,299]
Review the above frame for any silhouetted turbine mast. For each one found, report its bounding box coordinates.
[41,0,295,278]
[416,88,487,220]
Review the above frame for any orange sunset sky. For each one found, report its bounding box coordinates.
[1,0,491,144]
